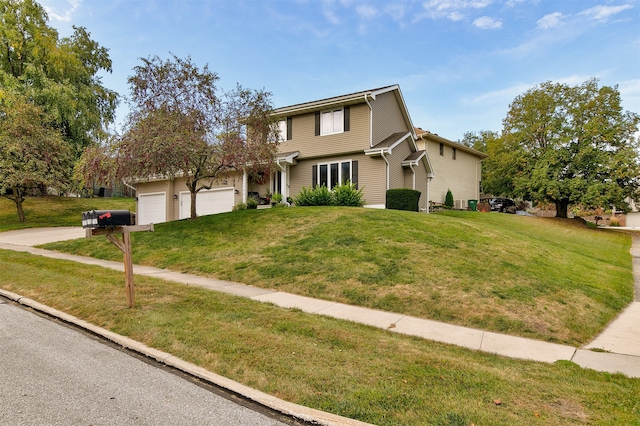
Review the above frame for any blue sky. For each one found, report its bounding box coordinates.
[39,0,640,142]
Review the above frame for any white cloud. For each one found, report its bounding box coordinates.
[322,0,340,24]
[462,82,533,107]
[474,16,502,29]
[355,4,378,19]
[579,4,633,21]
[384,3,407,21]
[42,0,81,22]
[536,12,564,29]
[421,0,493,21]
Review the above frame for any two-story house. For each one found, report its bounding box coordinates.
[134,85,488,223]
[262,85,432,209]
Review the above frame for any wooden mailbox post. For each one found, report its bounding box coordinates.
[83,210,153,308]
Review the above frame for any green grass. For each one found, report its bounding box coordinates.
[0,196,135,231]
[41,206,634,346]
[1,249,638,426]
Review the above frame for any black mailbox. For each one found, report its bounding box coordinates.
[82,210,135,229]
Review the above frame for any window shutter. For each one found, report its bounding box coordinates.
[344,106,350,132]
[286,117,292,140]
[312,165,318,188]
[352,161,358,189]
[315,112,320,136]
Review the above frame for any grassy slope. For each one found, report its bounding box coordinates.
[1,250,638,426]
[42,206,634,345]
[0,196,135,231]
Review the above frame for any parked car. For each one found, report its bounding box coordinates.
[481,198,516,213]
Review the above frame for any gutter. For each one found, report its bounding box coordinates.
[364,93,373,148]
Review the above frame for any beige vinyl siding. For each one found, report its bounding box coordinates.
[279,103,370,158]
[421,139,482,205]
[371,91,409,145]
[387,139,413,190]
[287,153,386,206]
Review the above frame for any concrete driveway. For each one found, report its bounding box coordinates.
[0,227,85,246]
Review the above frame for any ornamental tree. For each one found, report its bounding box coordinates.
[79,54,279,220]
[0,94,72,221]
[483,79,640,217]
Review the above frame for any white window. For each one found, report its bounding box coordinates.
[278,120,287,142]
[317,160,352,189]
[321,109,344,135]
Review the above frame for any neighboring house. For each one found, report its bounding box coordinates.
[414,127,487,210]
[134,85,482,224]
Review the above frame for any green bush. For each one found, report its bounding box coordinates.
[445,189,454,208]
[386,188,421,212]
[232,202,247,211]
[332,182,364,207]
[293,183,365,207]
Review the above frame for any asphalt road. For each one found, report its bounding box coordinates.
[0,299,290,426]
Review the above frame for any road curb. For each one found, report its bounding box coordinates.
[0,288,373,426]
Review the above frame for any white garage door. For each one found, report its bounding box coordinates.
[179,188,235,219]
[138,192,166,225]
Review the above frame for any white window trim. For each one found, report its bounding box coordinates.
[320,108,344,136]
[317,160,353,189]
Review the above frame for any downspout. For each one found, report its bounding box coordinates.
[364,94,373,148]
[409,163,416,190]
[475,159,485,201]
[380,150,390,191]
[426,173,433,214]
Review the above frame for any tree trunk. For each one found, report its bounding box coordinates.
[190,189,197,220]
[554,199,569,218]
[10,190,27,222]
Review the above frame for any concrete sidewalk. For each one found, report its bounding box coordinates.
[1,227,639,379]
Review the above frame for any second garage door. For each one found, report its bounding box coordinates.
[179,188,235,219]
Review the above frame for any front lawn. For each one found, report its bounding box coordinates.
[0,196,135,231]
[42,207,634,345]
[1,250,638,426]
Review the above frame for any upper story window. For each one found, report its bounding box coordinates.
[452,147,457,160]
[439,143,444,156]
[322,109,343,135]
[277,117,292,141]
[315,107,350,136]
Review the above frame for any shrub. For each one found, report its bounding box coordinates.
[272,192,283,204]
[332,182,364,207]
[386,188,421,212]
[232,202,247,211]
[445,189,454,208]
[293,183,365,207]
[246,195,259,209]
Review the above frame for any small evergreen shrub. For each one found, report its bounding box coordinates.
[386,188,421,212]
[445,189,454,208]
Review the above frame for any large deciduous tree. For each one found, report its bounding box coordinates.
[0,0,117,158]
[0,94,72,221]
[79,54,279,220]
[483,79,640,217]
